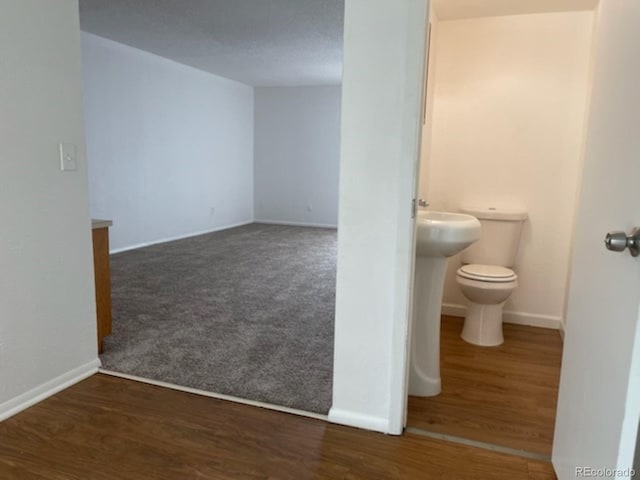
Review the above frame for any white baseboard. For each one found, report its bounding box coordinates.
[99,369,328,422]
[110,220,254,254]
[0,359,101,422]
[254,219,337,229]
[328,407,390,434]
[441,303,561,330]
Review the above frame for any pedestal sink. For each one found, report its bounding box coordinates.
[409,210,481,397]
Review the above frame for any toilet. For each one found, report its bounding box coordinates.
[455,206,527,346]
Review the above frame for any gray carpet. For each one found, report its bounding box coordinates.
[100,223,336,414]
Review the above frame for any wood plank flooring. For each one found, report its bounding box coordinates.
[0,374,556,479]
[408,316,563,456]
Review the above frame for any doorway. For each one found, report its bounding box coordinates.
[79,0,344,416]
[406,0,598,459]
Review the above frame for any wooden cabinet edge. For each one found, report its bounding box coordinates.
[92,226,112,354]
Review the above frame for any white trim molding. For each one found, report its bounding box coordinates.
[109,221,254,254]
[441,303,562,330]
[0,359,101,422]
[99,369,328,422]
[254,220,338,229]
[328,407,390,434]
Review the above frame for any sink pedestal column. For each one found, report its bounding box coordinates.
[409,256,448,397]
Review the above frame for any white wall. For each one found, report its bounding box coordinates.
[421,11,594,328]
[330,0,428,434]
[0,0,99,420]
[82,33,255,252]
[254,86,342,227]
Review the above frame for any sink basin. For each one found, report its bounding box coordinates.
[409,210,481,397]
[416,211,481,257]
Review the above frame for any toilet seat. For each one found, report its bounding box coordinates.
[457,264,517,283]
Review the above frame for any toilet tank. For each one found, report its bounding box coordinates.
[460,206,527,267]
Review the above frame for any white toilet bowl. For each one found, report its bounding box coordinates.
[456,264,518,346]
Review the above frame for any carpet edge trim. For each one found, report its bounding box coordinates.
[98,369,329,421]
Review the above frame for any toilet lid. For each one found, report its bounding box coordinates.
[458,264,517,282]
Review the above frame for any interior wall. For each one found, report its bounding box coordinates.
[82,33,255,253]
[0,0,99,420]
[421,11,595,328]
[254,86,342,227]
[330,0,428,434]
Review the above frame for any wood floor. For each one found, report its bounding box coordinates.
[408,316,563,456]
[0,374,556,479]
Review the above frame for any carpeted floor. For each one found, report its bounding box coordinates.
[100,223,336,414]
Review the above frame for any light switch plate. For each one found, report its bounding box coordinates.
[59,143,77,171]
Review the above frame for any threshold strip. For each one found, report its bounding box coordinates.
[405,426,551,462]
[98,368,328,422]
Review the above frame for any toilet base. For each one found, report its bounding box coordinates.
[461,302,505,346]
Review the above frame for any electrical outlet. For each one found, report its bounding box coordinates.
[306,204,313,212]
[59,143,77,172]
[209,206,216,216]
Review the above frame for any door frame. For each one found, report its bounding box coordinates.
[388,10,432,434]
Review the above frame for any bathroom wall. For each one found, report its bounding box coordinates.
[421,11,595,328]
[254,86,342,227]
[82,33,255,252]
[0,0,99,420]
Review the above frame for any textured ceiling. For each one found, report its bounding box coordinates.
[432,0,598,21]
[79,0,344,86]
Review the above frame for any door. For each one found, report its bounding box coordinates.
[552,1,640,477]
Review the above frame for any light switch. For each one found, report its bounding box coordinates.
[59,143,77,172]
